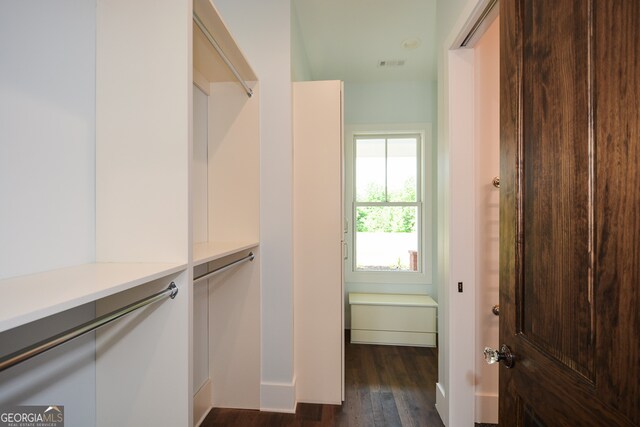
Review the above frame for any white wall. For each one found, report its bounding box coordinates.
[0,1,97,425]
[291,0,312,81]
[345,81,435,125]
[211,0,296,412]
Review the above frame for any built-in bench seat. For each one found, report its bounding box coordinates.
[349,293,438,347]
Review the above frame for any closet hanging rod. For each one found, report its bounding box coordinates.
[193,252,255,284]
[193,12,253,98]
[0,283,179,373]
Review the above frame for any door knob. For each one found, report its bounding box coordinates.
[484,344,514,368]
[492,304,500,316]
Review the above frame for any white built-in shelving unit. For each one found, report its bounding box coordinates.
[191,0,261,422]
[0,0,260,425]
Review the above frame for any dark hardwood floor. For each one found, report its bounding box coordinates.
[201,332,444,426]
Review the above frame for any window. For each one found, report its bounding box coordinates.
[353,134,422,272]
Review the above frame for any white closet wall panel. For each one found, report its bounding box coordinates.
[0,0,96,279]
[208,82,260,244]
[192,85,210,395]
[0,2,97,425]
[0,304,96,427]
[95,1,191,426]
[193,282,209,394]
[96,0,190,263]
[208,251,261,410]
[193,85,209,245]
[95,272,188,427]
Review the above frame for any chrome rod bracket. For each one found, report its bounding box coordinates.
[169,282,179,299]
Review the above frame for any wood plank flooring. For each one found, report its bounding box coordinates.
[201,332,444,426]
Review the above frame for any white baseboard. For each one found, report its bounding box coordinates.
[260,377,297,413]
[194,380,213,427]
[475,392,498,424]
[351,329,436,347]
[435,382,448,426]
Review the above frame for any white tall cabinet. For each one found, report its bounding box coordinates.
[0,0,260,426]
[293,81,344,404]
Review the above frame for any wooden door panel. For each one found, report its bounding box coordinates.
[501,0,640,425]
[594,1,640,420]
[520,0,594,378]
[522,403,548,427]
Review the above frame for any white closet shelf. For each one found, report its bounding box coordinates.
[0,262,187,333]
[193,241,259,267]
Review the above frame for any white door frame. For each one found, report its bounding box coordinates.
[436,1,498,426]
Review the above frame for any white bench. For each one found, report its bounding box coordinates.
[349,293,438,347]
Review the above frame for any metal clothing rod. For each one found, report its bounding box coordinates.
[0,283,179,373]
[193,252,255,284]
[193,12,253,98]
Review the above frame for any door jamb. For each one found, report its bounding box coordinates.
[436,0,499,425]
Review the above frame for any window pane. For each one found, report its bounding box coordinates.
[387,137,417,202]
[355,138,386,202]
[355,206,419,271]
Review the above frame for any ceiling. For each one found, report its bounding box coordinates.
[293,0,437,83]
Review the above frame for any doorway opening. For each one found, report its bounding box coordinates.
[292,0,500,425]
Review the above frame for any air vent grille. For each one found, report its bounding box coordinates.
[378,59,406,68]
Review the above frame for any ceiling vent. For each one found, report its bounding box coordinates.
[378,59,406,68]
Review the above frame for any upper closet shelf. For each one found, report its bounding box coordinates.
[0,262,186,333]
[193,0,257,90]
[193,241,259,267]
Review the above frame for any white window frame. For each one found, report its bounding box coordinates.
[344,123,433,285]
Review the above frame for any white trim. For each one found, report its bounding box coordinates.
[436,382,449,426]
[451,0,499,49]
[475,393,499,424]
[344,123,433,285]
[352,132,423,274]
[447,47,477,427]
[193,380,213,427]
[260,378,297,413]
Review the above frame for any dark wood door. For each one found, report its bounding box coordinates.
[500,1,640,425]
